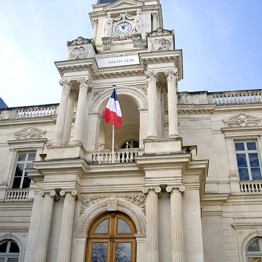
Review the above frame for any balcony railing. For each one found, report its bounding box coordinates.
[5,189,29,201]
[240,180,262,193]
[91,148,141,164]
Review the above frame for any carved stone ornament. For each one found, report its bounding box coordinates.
[148,27,173,37]
[102,36,112,51]
[67,36,92,46]
[14,127,46,140]
[152,38,171,51]
[223,113,261,127]
[69,46,89,60]
[80,193,146,215]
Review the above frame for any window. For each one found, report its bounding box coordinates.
[0,240,19,262]
[86,212,136,262]
[246,237,262,261]
[235,141,262,181]
[120,141,139,149]
[12,152,36,189]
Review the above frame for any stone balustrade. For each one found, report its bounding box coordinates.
[91,148,140,164]
[240,180,262,193]
[0,104,58,120]
[5,189,29,200]
[209,90,262,105]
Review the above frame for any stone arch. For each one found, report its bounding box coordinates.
[75,197,146,237]
[240,230,262,262]
[90,86,147,113]
[0,233,24,262]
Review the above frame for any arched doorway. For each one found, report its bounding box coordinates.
[86,212,137,262]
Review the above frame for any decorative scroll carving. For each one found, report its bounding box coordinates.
[223,113,261,127]
[69,47,89,60]
[14,127,46,140]
[152,38,171,51]
[80,193,146,215]
[67,36,92,46]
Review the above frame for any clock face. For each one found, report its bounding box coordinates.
[114,21,132,35]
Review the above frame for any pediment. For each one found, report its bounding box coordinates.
[223,113,261,128]
[14,127,46,140]
[104,0,143,11]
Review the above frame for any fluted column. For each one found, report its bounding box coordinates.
[166,186,185,262]
[54,80,71,144]
[56,190,77,262]
[62,90,77,144]
[143,186,161,262]
[166,69,179,137]
[72,78,91,145]
[146,71,158,138]
[34,191,57,262]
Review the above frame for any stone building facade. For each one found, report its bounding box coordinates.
[0,0,262,261]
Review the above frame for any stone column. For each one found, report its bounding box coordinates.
[56,190,77,262]
[34,191,57,262]
[146,71,158,138]
[166,186,185,262]
[62,90,77,144]
[152,12,158,31]
[143,186,161,262]
[72,78,91,145]
[54,80,71,144]
[166,69,179,137]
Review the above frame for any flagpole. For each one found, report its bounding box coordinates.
[112,125,115,163]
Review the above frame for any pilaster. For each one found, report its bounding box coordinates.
[72,77,92,145]
[145,71,158,139]
[56,190,78,262]
[53,80,71,145]
[165,69,179,137]
[34,190,58,262]
[166,185,186,262]
[143,186,161,262]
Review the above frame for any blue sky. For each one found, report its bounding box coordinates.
[0,0,262,107]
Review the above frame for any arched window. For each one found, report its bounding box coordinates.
[246,237,262,261]
[86,212,136,262]
[0,240,20,262]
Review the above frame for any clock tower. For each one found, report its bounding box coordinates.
[90,0,163,52]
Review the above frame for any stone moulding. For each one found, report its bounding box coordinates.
[14,127,46,140]
[223,113,261,127]
[76,196,146,237]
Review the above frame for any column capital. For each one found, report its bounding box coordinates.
[60,189,78,198]
[165,68,178,81]
[78,77,92,89]
[142,186,161,195]
[59,79,72,90]
[145,70,158,82]
[152,12,158,19]
[40,190,59,199]
[166,185,185,194]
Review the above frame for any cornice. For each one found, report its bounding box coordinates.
[0,118,55,126]
[79,184,144,193]
[177,104,215,115]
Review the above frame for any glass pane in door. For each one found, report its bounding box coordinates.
[91,242,107,262]
[115,243,131,262]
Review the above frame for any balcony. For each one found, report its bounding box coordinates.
[91,148,141,164]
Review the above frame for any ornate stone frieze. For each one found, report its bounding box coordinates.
[152,38,171,51]
[14,127,46,140]
[80,193,146,215]
[223,113,261,127]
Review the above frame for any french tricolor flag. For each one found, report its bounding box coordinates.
[102,87,122,129]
